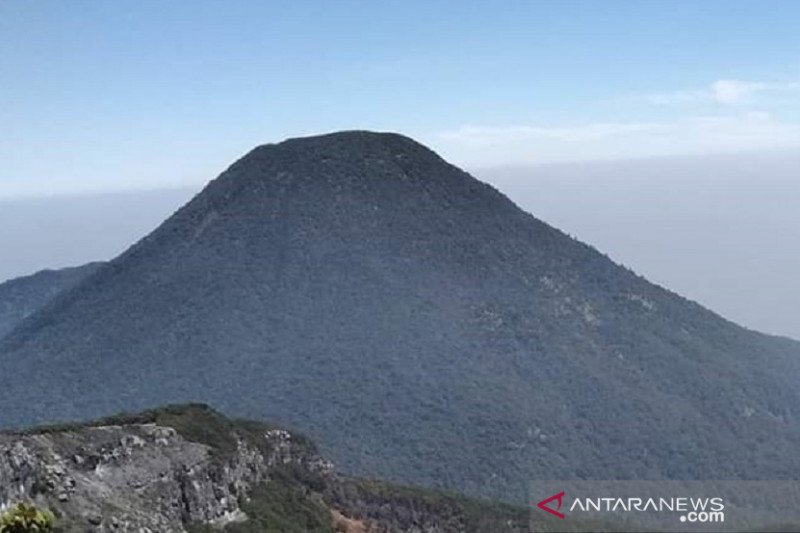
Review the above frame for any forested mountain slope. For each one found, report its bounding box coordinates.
[2,131,798,503]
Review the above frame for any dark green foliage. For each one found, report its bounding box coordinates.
[328,478,529,533]
[223,467,334,533]
[0,263,102,340]
[185,525,216,533]
[186,467,334,533]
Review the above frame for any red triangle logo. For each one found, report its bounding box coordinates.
[537,491,566,519]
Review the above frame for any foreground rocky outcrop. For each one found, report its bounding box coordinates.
[0,405,528,532]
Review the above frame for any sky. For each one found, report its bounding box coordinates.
[1,0,799,197]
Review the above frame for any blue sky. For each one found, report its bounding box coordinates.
[1,0,799,197]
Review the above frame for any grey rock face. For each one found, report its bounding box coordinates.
[0,422,328,532]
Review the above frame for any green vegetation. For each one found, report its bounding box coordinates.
[329,478,529,533]
[0,503,55,533]
[225,467,333,533]
[186,465,333,533]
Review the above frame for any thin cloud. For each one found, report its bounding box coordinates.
[646,78,800,106]
[710,80,762,104]
[439,122,666,144]
[436,112,800,166]
[646,89,707,105]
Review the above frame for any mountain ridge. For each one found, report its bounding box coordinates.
[0,262,103,340]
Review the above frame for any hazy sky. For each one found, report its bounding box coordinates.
[1,1,799,197]
[0,189,194,281]
[478,151,800,341]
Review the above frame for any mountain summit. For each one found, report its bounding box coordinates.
[2,131,799,503]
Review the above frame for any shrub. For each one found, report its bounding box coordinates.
[0,503,55,533]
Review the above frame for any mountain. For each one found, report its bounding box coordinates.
[0,404,529,532]
[0,263,102,339]
[1,131,799,504]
